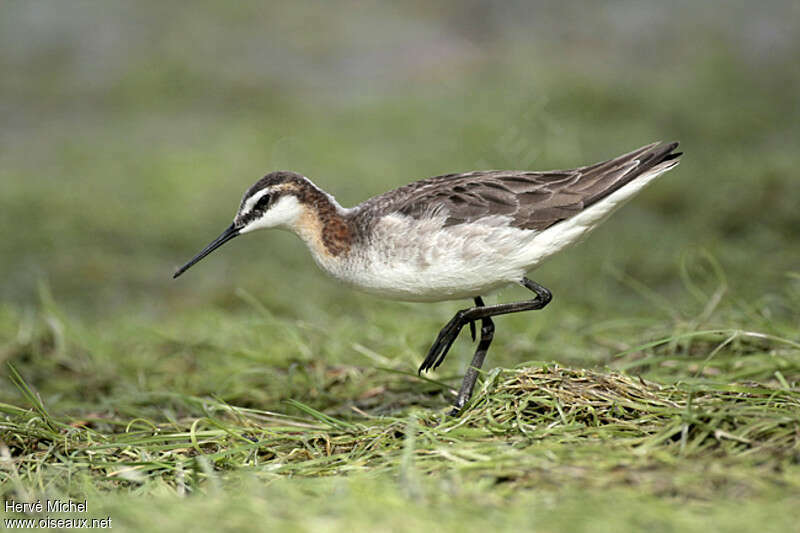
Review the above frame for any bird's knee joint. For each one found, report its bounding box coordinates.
[538,288,553,307]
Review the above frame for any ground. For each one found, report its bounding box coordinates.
[1,2,799,531]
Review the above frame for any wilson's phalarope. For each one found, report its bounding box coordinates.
[174,142,682,414]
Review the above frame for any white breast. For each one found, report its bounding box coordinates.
[315,213,538,301]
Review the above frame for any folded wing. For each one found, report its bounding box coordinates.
[361,142,681,232]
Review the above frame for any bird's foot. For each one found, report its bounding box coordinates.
[417,311,468,374]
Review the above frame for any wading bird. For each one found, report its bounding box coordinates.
[174,142,681,414]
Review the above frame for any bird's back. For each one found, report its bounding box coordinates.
[355,142,680,232]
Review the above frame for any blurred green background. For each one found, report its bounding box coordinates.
[2,0,799,405]
[1,2,799,529]
[2,0,797,322]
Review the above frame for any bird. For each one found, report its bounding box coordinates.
[173,141,682,415]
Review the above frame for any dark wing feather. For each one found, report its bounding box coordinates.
[357,142,680,231]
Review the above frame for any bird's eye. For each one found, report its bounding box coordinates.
[255,194,272,211]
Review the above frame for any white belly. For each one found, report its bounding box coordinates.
[314,213,538,301]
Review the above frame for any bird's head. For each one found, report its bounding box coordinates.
[173,171,311,278]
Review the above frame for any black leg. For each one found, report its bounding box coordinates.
[417,278,553,413]
[449,296,494,416]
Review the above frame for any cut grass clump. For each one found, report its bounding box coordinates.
[463,365,800,458]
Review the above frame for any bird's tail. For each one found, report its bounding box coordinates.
[579,141,682,209]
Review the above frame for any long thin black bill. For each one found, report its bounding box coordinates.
[173,223,239,279]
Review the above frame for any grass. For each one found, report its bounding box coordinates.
[10,359,799,489]
[2,2,800,531]
[2,282,799,531]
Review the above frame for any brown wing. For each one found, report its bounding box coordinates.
[358,142,680,231]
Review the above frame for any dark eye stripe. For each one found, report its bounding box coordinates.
[238,190,286,227]
[255,194,271,210]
